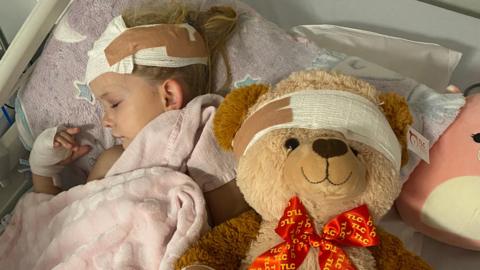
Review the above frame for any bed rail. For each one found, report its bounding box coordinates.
[0,0,71,106]
[0,0,72,223]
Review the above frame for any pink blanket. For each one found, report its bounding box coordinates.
[0,95,232,270]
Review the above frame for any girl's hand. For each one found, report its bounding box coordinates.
[30,125,90,182]
[53,127,91,165]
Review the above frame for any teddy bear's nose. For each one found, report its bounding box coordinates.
[312,139,348,158]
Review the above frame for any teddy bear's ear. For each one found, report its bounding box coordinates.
[214,84,270,151]
[379,92,413,167]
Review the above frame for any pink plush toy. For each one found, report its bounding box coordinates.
[396,93,480,250]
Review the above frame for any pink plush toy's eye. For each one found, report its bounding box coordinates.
[471,133,480,143]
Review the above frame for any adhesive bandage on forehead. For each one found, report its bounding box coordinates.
[85,15,208,85]
[233,90,402,170]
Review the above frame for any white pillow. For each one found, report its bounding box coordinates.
[289,24,462,92]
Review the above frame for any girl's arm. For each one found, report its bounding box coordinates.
[204,179,251,226]
[32,174,62,195]
[87,145,123,182]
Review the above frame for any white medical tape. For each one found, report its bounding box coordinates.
[85,16,208,85]
[29,126,71,183]
[240,90,401,170]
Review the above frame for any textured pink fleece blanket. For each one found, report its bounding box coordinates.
[0,95,233,270]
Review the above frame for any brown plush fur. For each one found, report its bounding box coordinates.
[177,209,432,270]
[177,70,430,270]
[235,70,407,222]
[236,128,400,222]
[175,210,262,270]
[214,84,269,150]
[371,227,432,270]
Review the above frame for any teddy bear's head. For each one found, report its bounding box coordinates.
[214,70,412,223]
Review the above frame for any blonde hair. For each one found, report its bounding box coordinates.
[122,3,237,101]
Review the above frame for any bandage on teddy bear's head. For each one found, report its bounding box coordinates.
[214,70,412,222]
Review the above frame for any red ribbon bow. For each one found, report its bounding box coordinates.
[249,196,379,270]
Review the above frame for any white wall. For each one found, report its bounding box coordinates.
[242,0,480,90]
[0,0,36,43]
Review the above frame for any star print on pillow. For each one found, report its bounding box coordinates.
[74,80,95,104]
[233,74,261,88]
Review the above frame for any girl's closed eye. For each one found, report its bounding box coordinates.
[106,97,123,108]
[111,101,121,108]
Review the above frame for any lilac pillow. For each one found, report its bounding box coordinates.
[15,0,319,175]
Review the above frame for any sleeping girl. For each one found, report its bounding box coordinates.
[0,3,248,269]
[29,3,249,226]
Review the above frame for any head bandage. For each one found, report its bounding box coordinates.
[233,90,402,170]
[85,16,208,85]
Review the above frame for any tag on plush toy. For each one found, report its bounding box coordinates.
[407,126,430,163]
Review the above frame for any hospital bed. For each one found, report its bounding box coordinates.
[0,0,72,221]
[0,0,479,269]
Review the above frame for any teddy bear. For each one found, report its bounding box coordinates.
[176,69,432,270]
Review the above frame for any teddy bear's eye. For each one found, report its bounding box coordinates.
[284,138,300,151]
[472,133,480,143]
[350,147,359,156]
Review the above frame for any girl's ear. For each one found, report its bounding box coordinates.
[160,79,184,110]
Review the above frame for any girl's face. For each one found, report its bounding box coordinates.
[90,72,183,149]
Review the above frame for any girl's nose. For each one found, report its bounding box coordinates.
[102,114,113,128]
